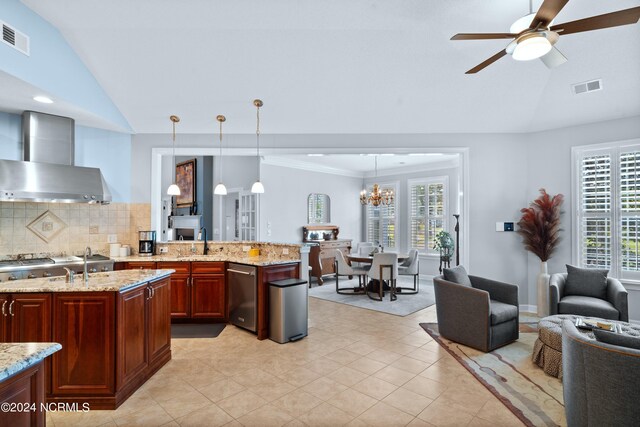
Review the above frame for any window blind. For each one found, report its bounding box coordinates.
[409,179,445,254]
[620,151,640,272]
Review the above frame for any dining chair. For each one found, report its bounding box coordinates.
[367,253,398,301]
[397,249,419,294]
[334,250,369,295]
[356,242,375,256]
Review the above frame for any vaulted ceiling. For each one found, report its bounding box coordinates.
[20,0,640,134]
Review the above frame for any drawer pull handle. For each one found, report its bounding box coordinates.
[9,301,15,317]
[227,269,254,276]
[1,301,6,317]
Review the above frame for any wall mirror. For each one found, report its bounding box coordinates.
[307,193,330,224]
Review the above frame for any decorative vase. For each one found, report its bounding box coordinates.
[537,261,550,317]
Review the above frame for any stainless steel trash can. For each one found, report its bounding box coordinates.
[269,278,308,344]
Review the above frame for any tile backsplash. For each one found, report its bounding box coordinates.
[0,202,151,258]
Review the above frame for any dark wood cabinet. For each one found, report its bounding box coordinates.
[0,362,45,427]
[191,275,225,318]
[148,278,171,364]
[120,261,157,270]
[0,293,51,343]
[51,293,115,397]
[116,286,147,389]
[156,261,226,321]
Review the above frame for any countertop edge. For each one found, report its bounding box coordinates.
[0,343,62,382]
[112,256,301,266]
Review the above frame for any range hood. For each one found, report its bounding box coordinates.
[0,111,111,204]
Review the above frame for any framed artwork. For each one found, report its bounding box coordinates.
[175,158,196,207]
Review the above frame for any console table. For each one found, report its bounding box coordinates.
[303,226,352,285]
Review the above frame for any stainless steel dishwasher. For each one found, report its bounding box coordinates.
[227,263,257,332]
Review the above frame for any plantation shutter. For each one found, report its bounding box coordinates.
[620,150,640,272]
[365,183,396,248]
[409,179,446,254]
[579,154,612,268]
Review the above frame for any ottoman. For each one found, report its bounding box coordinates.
[533,314,640,379]
[532,314,582,379]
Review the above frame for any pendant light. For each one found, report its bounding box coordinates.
[213,115,228,195]
[251,99,265,194]
[167,115,181,196]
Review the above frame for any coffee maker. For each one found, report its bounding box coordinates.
[138,231,156,256]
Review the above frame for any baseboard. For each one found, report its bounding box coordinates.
[520,304,537,314]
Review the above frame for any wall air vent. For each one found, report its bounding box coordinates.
[571,79,602,95]
[1,20,30,56]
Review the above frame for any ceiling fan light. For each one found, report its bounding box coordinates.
[214,183,227,195]
[512,35,552,61]
[509,13,536,34]
[167,183,181,196]
[251,181,265,194]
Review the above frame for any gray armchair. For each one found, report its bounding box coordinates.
[562,320,640,427]
[549,273,628,322]
[434,268,519,352]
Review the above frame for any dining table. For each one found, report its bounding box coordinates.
[345,253,409,265]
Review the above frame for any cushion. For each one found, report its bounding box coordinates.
[564,264,608,299]
[443,265,472,287]
[490,300,518,325]
[593,329,640,350]
[558,295,619,321]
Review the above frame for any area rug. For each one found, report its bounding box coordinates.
[420,322,565,427]
[309,277,435,316]
[171,323,226,339]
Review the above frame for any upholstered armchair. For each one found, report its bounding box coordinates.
[549,273,628,322]
[562,320,640,426]
[434,266,519,352]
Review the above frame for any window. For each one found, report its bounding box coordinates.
[408,177,448,254]
[365,182,397,248]
[575,142,640,282]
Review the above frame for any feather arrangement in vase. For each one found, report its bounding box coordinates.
[516,188,564,262]
[517,188,564,317]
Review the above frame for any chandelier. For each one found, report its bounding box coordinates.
[360,156,393,206]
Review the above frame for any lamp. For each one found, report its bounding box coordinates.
[251,99,265,194]
[512,33,552,61]
[167,115,181,196]
[360,156,393,207]
[213,115,227,195]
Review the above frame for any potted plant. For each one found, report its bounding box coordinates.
[516,188,564,316]
[434,231,455,273]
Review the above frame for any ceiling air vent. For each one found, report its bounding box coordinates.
[1,20,30,56]
[571,79,602,95]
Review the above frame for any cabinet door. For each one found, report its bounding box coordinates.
[168,274,190,318]
[0,294,10,342]
[0,363,44,427]
[148,278,171,365]
[52,293,115,395]
[191,275,225,318]
[10,294,51,343]
[116,286,148,389]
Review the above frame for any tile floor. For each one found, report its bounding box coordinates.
[48,297,524,426]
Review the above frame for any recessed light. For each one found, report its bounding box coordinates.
[307,154,324,157]
[33,96,53,104]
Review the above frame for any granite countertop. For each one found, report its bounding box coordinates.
[113,255,301,266]
[0,342,62,382]
[0,269,174,293]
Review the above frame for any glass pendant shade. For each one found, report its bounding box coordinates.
[512,35,552,61]
[251,181,265,194]
[166,115,181,196]
[214,183,228,195]
[167,183,180,196]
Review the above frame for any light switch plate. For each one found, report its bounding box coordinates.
[282,248,289,255]
[496,222,515,232]
[108,234,118,243]
[159,247,168,253]
[242,246,251,252]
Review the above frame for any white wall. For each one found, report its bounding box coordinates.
[259,163,362,244]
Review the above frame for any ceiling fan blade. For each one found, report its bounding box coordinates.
[451,33,516,40]
[465,49,507,74]
[550,7,640,36]
[530,0,570,28]
[540,46,568,69]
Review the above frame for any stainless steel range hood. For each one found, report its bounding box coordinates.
[0,111,111,204]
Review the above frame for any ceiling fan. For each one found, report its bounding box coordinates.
[451,0,640,74]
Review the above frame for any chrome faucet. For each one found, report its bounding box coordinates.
[83,246,92,285]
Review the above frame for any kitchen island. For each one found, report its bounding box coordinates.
[0,342,61,426]
[0,269,173,410]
